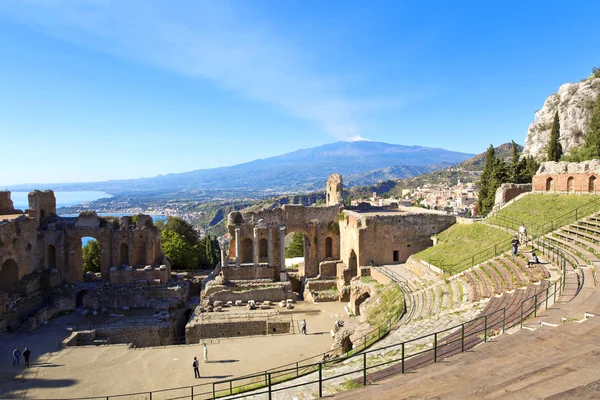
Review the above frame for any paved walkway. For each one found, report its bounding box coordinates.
[0,302,352,399]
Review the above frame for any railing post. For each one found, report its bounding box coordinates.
[318,362,322,398]
[265,371,268,387]
[149,392,152,400]
[484,315,488,342]
[502,307,506,333]
[191,385,194,399]
[401,342,405,373]
[520,303,524,329]
[434,332,438,362]
[363,353,367,386]
[230,380,232,395]
[268,372,272,400]
[461,324,465,352]
[212,383,216,400]
[546,286,549,309]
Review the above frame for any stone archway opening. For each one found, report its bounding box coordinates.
[546,177,554,192]
[81,236,102,276]
[590,176,596,193]
[0,259,20,294]
[47,245,57,268]
[76,289,88,309]
[285,232,309,271]
[241,238,253,263]
[259,238,268,262]
[325,237,333,259]
[354,291,371,316]
[567,176,574,193]
[349,249,358,276]
[120,243,129,266]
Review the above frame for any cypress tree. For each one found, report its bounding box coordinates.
[509,140,520,182]
[477,145,497,216]
[547,111,563,161]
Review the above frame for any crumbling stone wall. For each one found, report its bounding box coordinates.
[340,208,456,271]
[186,318,291,342]
[221,265,275,280]
[493,183,532,208]
[205,285,296,304]
[109,266,169,285]
[0,191,17,215]
[326,174,343,206]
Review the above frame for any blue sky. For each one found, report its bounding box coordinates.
[0,0,599,186]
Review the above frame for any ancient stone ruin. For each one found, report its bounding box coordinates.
[532,161,600,193]
[0,190,190,347]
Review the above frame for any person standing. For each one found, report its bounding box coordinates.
[519,224,528,245]
[12,347,21,366]
[300,319,307,335]
[203,343,208,363]
[22,347,31,368]
[511,237,520,256]
[193,357,200,378]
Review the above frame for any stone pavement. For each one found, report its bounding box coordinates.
[0,302,351,399]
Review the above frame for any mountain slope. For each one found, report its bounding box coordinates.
[7,141,474,193]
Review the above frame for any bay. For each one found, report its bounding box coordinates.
[9,191,112,210]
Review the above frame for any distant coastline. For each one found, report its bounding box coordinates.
[9,191,112,211]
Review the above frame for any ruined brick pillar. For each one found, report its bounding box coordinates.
[253,227,259,267]
[235,227,241,267]
[267,226,273,266]
[279,225,287,281]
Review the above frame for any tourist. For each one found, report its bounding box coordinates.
[203,343,208,363]
[192,357,200,378]
[519,224,528,244]
[511,237,520,256]
[12,347,21,366]
[528,252,539,267]
[300,319,307,335]
[22,347,31,368]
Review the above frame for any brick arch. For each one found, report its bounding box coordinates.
[567,176,574,193]
[546,177,554,191]
[590,176,597,193]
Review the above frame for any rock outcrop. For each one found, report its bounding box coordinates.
[522,76,600,159]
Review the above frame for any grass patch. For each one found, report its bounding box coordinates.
[488,194,600,236]
[360,276,377,284]
[366,284,404,327]
[340,378,363,390]
[414,223,513,272]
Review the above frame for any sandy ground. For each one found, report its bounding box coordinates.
[0,301,353,399]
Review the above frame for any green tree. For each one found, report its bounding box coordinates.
[509,140,520,182]
[199,234,220,268]
[161,230,200,269]
[285,232,305,258]
[161,217,199,246]
[547,111,563,161]
[477,144,508,216]
[82,239,101,273]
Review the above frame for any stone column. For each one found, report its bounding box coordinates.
[267,226,273,266]
[279,226,287,281]
[235,227,241,267]
[253,227,259,267]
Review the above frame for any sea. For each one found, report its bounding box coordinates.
[9,191,166,245]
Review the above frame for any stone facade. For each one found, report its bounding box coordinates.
[532,161,600,193]
[493,183,532,209]
[326,174,343,206]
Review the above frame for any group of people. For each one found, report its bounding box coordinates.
[12,347,32,367]
[511,224,539,267]
[192,343,208,379]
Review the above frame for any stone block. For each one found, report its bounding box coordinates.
[159,265,168,271]
[226,301,233,307]
[235,300,243,306]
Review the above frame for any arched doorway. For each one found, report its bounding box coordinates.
[546,177,554,192]
[241,238,253,263]
[133,237,146,266]
[259,238,268,262]
[393,250,400,263]
[82,237,102,274]
[325,237,333,258]
[47,245,57,268]
[354,292,371,316]
[349,249,358,276]
[285,232,308,270]
[0,259,19,293]
[76,289,88,309]
[120,243,129,265]
[590,176,597,193]
[567,176,574,193]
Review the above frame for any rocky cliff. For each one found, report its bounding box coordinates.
[522,76,600,159]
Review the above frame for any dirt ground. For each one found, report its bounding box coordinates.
[0,301,353,399]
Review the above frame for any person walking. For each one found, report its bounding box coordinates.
[12,347,21,366]
[203,343,208,363]
[22,347,31,368]
[300,319,307,335]
[511,237,520,256]
[519,224,528,245]
[192,357,200,378]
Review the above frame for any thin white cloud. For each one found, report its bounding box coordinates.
[1,0,398,140]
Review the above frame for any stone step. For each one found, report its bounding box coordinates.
[462,271,481,302]
[555,229,600,257]
[486,260,515,291]
[496,257,529,287]
[472,268,493,298]
[544,234,596,264]
[479,263,504,295]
